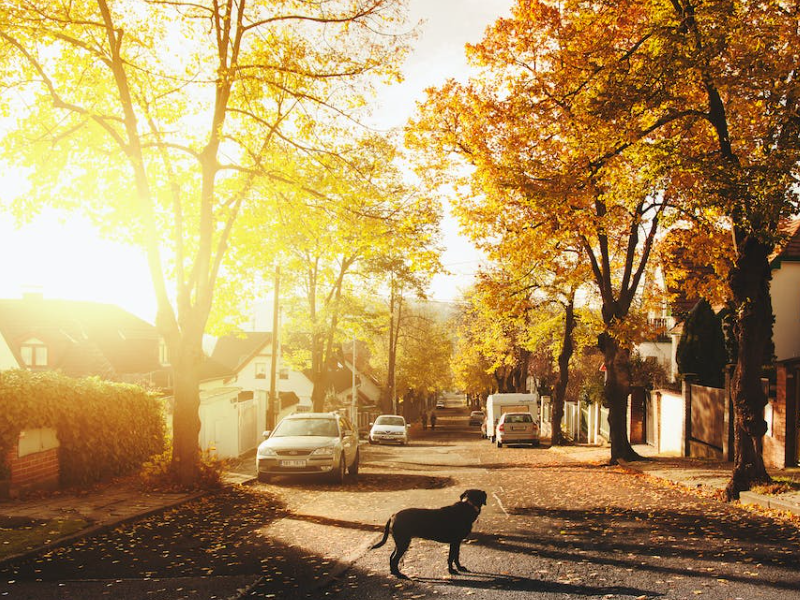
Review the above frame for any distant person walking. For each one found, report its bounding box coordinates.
[430,410,437,430]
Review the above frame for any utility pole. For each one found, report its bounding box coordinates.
[268,265,280,431]
[351,331,357,427]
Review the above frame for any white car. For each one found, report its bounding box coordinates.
[369,414,409,445]
[495,411,540,448]
[256,412,360,483]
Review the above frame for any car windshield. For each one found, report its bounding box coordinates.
[375,416,405,427]
[504,414,533,423]
[272,418,338,438]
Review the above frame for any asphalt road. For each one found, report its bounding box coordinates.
[2,407,799,600]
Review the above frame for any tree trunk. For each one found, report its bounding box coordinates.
[552,297,576,446]
[725,232,773,500]
[600,333,640,463]
[311,374,327,413]
[171,338,203,487]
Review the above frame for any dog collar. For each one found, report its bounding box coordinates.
[463,498,482,514]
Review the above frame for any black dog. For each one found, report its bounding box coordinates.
[371,489,487,578]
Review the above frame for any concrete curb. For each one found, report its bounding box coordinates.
[618,460,800,517]
[739,491,800,516]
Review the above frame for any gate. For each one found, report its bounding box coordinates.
[238,399,259,455]
[646,393,657,447]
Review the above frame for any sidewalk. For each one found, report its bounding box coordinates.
[0,471,250,565]
[553,443,800,516]
[2,445,798,567]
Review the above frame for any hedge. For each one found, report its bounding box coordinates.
[0,369,165,485]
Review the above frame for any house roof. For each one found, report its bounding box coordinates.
[279,391,300,410]
[198,356,235,383]
[771,218,800,265]
[329,362,357,394]
[210,332,272,373]
[0,295,161,378]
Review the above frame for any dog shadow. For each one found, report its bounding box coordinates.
[411,571,661,598]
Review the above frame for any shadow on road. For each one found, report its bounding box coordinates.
[256,472,454,492]
[413,571,661,597]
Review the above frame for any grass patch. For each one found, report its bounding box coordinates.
[751,476,800,496]
[0,517,89,559]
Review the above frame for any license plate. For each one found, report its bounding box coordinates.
[280,459,307,468]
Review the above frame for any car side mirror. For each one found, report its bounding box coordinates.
[369,422,374,427]
[262,430,270,439]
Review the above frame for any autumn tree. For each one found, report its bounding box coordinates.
[456,278,534,395]
[0,0,410,485]
[408,25,670,463]
[383,303,454,416]
[483,0,800,498]
[451,334,496,407]
[230,134,442,413]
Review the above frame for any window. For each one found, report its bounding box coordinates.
[20,338,48,367]
[255,362,267,379]
[279,367,289,380]
[159,339,170,366]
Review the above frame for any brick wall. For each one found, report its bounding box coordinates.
[764,364,791,468]
[2,445,60,498]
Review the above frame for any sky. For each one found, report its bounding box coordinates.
[0,0,515,323]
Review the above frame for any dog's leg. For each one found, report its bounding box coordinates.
[448,541,469,573]
[390,538,410,579]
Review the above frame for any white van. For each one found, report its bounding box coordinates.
[485,393,539,442]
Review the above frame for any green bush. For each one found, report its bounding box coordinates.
[676,299,727,388]
[0,370,165,486]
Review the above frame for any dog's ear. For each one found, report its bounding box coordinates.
[478,490,487,506]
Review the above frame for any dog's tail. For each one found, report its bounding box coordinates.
[371,519,391,549]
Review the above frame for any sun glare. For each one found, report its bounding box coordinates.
[0,210,156,322]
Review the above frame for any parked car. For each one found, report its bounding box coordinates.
[495,411,540,448]
[256,412,359,483]
[436,399,446,409]
[469,410,485,426]
[369,414,409,445]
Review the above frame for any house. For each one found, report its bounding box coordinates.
[0,293,168,495]
[641,220,800,468]
[637,303,680,384]
[209,332,313,434]
[0,293,164,384]
[330,353,384,432]
[765,219,800,468]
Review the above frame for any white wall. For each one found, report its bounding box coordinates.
[230,349,310,429]
[343,359,382,405]
[771,261,800,361]
[198,387,241,459]
[0,336,20,370]
[637,340,676,382]
[658,390,684,456]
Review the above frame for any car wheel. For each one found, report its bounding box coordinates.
[257,473,271,483]
[330,455,346,484]
[348,450,360,478]
[368,438,375,445]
